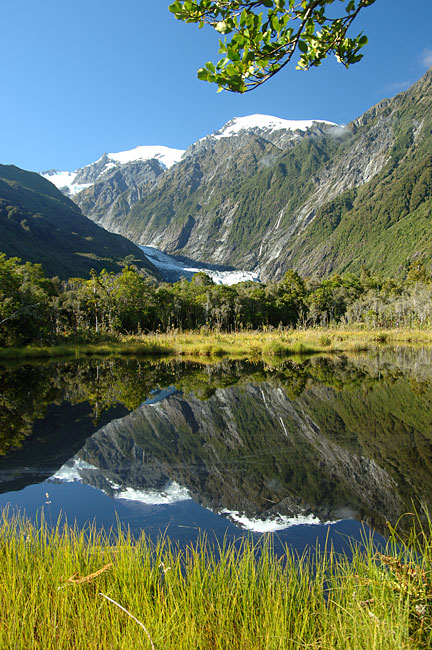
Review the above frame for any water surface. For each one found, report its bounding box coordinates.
[1,349,431,552]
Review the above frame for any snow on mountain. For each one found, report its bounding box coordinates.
[50,458,99,482]
[42,170,93,196]
[41,145,185,196]
[210,114,338,140]
[107,145,185,169]
[50,460,190,505]
[220,509,325,532]
[42,115,338,197]
[115,482,190,505]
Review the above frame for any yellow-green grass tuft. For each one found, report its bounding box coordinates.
[0,510,432,649]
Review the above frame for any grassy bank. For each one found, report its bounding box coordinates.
[0,340,175,360]
[128,328,432,358]
[3,327,432,361]
[0,513,431,649]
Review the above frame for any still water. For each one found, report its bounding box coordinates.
[1,349,431,553]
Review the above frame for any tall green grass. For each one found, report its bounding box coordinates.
[1,512,431,649]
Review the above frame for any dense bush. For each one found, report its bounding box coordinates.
[2,253,432,346]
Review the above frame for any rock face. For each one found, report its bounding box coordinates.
[73,158,165,233]
[49,68,432,280]
[41,145,185,240]
[72,381,402,533]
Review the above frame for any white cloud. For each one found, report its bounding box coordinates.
[420,48,432,68]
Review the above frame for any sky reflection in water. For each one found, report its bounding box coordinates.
[1,349,431,553]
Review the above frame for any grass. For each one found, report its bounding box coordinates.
[1,512,432,649]
[3,327,432,361]
[0,341,175,360]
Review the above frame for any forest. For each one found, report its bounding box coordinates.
[1,252,432,347]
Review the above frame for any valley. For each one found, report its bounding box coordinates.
[39,69,432,282]
[2,3,432,648]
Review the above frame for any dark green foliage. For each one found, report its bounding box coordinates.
[3,247,432,348]
[0,253,55,346]
[292,155,432,278]
[0,165,159,280]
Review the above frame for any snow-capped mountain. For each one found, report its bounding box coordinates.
[208,113,337,140]
[42,115,335,198]
[39,113,342,281]
[38,76,432,282]
[40,145,186,235]
[80,112,342,265]
[53,113,336,242]
[42,144,185,197]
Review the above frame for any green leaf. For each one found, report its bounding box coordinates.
[271,15,280,32]
[168,1,182,14]
[197,68,210,81]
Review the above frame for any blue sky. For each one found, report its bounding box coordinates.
[1,0,431,172]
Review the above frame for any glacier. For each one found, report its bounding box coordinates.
[140,245,260,285]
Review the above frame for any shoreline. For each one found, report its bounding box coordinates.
[2,327,432,361]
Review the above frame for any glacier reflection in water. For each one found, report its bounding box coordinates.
[1,350,431,550]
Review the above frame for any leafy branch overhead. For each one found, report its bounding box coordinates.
[169,0,376,92]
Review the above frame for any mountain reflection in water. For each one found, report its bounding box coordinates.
[1,349,431,547]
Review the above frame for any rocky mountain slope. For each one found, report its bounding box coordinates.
[0,164,160,279]
[56,69,432,281]
[70,380,401,532]
[42,145,185,237]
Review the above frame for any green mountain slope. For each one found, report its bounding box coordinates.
[110,125,342,272]
[92,68,432,280]
[0,165,160,279]
[288,70,432,277]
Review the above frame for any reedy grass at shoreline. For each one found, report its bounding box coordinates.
[3,327,432,361]
[1,513,431,649]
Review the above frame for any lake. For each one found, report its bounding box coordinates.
[1,348,431,554]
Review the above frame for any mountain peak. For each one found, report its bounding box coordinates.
[211,114,338,139]
[41,145,186,196]
[104,145,185,170]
